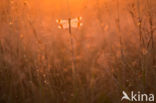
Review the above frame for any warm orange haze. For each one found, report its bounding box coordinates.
[0,0,156,103]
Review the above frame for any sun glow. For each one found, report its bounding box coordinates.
[32,0,84,14]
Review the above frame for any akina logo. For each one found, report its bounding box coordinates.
[121,91,154,102]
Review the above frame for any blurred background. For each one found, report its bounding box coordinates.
[0,0,156,103]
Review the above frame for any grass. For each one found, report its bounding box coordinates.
[0,0,156,103]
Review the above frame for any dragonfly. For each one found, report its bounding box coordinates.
[56,17,83,29]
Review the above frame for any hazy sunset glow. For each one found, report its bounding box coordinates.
[0,0,156,103]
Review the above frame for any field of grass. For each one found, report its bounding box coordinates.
[0,0,156,103]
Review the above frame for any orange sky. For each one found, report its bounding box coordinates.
[32,0,84,14]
